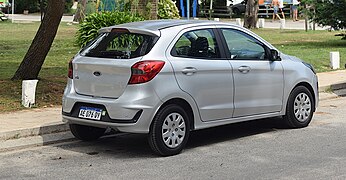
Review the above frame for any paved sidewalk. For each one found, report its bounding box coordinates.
[222,18,328,30]
[7,14,74,22]
[0,108,68,141]
[0,107,71,152]
[318,70,346,91]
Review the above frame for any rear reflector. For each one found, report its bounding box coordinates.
[128,61,165,84]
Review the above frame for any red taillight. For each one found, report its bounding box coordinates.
[128,61,165,84]
[68,59,73,79]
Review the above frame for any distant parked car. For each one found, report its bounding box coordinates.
[199,5,233,18]
[62,20,318,156]
[231,0,246,15]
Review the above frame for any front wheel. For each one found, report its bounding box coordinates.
[148,104,190,156]
[283,86,315,128]
[69,124,106,141]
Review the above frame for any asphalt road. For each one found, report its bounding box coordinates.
[0,97,345,179]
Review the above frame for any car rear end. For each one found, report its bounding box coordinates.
[62,27,167,133]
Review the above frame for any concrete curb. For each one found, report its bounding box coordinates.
[0,131,75,153]
[319,82,346,92]
[319,89,346,101]
[330,82,346,91]
[0,123,72,152]
[0,123,69,141]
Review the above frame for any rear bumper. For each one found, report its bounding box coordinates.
[62,105,143,124]
[62,114,151,133]
[62,79,162,133]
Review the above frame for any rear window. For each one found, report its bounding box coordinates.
[80,32,158,59]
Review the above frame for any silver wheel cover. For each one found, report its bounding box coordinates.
[294,92,312,122]
[162,112,186,148]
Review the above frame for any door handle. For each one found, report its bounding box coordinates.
[238,66,251,74]
[182,67,197,76]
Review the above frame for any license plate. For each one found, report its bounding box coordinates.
[78,107,102,120]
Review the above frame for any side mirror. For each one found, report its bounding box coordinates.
[270,49,281,61]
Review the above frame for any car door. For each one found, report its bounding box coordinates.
[166,27,234,122]
[219,28,284,118]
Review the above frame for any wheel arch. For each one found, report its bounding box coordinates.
[153,98,195,131]
[291,82,317,112]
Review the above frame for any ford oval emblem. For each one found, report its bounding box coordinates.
[93,71,102,77]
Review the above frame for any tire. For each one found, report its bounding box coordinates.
[69,124,106,141]
[283,86,315,128]
[148,104,190,156]
[233,8,240,15]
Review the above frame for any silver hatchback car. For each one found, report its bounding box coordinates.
[62,20,318,156]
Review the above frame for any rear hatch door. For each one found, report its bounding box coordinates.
[72,30,158,98]
[73,56,139,98]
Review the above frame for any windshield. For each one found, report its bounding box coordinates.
[80,32,158,59]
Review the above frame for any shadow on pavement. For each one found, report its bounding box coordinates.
[333,89,346,97]
[186,117,287,150]
[47,117,288,158]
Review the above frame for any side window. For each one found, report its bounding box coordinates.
[221,29,266,60]
[171,29,221,59]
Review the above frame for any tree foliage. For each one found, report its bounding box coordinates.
[157,0,180,19]
[76,11,144,47]
[303,0,346,32]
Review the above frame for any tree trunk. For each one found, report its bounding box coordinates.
[11,0,65,80]
[73,0,88,22]
[244,0,259,29]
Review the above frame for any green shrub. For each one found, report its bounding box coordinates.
[76,11,144,47]
[157,0,180,19]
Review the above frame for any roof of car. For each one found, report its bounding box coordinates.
[98,20,237,36]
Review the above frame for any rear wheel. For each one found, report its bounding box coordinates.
[233,8,240,15]
[148,104,190,156]
[283,86,314,128]
[69,124,106,141]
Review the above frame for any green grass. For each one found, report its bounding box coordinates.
[0,21,79,111]
[0,21,345,112]
[253,29,346,72]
